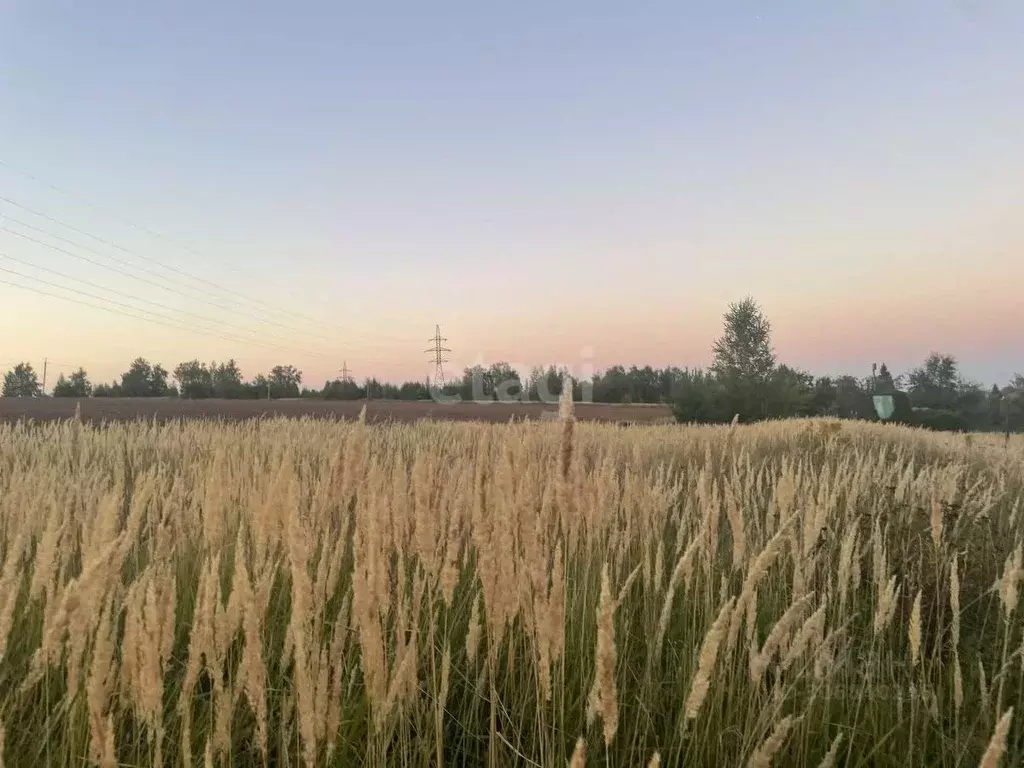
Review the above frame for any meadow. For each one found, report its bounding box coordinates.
[1,396,1023,766]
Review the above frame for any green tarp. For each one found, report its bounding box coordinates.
[873,395,895,420]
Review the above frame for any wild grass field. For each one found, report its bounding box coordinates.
[1,397,1023,767]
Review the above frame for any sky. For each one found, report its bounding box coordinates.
[0,0,1022,390]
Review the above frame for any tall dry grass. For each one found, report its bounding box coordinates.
[0,414,1022,766]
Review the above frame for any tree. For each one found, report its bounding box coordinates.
[69,368,92,397]
[323,378,364,400]
[248,367,302,400]
[875,363,898,394]
[52,374,71,397]
[487,362,522,401]
[593,365,634,403]
[52,368,92,397]
[586,364,682,404]
[711,297,776,420]
[671,369,729,423]
[398,381,431,401]
[251,374,271,399]
[541,365,575,402]
[833,375,875,419]
[907,352,961,409]
[363,377,385,400]
[174,360,214,399]
[457,365,488,402]
[809,376,838,416]
[766,365,814,418]
[265,365,302,398]
[999,375,1024,433]
[2,362,42,397]
[988,384,1004,428]
[954,381,988,429]
[92,381,122,397]
[119,358,169,397]
[211,360,245,398]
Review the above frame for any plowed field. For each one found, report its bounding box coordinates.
[0,397,675,425]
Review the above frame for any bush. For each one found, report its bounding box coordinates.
[914,408,969,432]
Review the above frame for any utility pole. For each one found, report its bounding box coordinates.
[424,324,451,389]
[42,357,48,396]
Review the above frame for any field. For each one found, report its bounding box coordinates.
[0,397,674,426]
[1,401,1024,766]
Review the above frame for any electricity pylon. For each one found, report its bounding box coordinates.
[424,325,451,388]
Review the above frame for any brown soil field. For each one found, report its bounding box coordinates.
[0,397,675,425]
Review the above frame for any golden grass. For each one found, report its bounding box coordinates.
[0,416,1022,766]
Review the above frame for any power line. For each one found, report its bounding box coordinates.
[424,324,451,388]
[0,165,319,323]
[0,217,343,345]
[0,250,322,349]
[0,162,419,341]
[0,204,278,316]
[0,264,332,358]
[0,198,417,349]
[0,222,363,349]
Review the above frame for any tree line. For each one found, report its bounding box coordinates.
[3,297,1022,432]
[0,358,306,400]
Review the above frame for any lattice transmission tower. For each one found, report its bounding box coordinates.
[424,324,451,388]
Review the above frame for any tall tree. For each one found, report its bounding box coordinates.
[591,365,630,403]
[810,376,838,416]
[989,384,1005,428]
[69,368,92,397]
[1000,375,1024,432]
[711,296,776,420]
[488,362,522,401]
[52,368,92,397]
[120,358,169,397]
[875,363,898,393]
[266,365,302,398]
[174,360,214,399]
[2,362,42,397]
[120,358,150,397]
[906,352,961,410]
[211,359,245,398]
[458,365,488,402]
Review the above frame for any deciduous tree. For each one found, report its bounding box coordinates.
[174,360,213,399]
[711,296,776,420]
[907,352,961,409]
[52,368,92,397]
[212,359,245,398]
[2,362,41,398]
[120,358,169,397]
[265,365,302,398]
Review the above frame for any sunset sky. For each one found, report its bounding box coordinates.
[1,1,1021,390]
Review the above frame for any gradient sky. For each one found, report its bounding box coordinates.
[1,1,1022,390]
